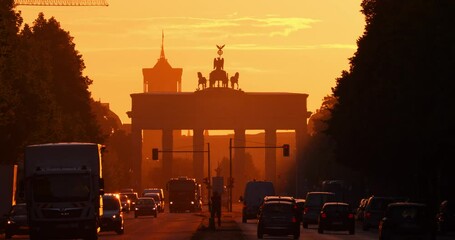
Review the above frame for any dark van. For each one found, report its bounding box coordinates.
[302,191,337,228]
[241,180,275,223]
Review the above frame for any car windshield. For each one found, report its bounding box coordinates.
[263,203,293,216]
[33,173,91,202]
[324,204,349,213]
[306,193,336,207]
[389,205,428,221]
[124,193,138,201]
[370,198,396,211]
[137,199,155,205]
[145,194,160,201]
[103,198,120,210]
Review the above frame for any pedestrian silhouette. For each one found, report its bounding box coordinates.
[211,191,222,227]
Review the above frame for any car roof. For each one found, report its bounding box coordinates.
[264,200,295,205]
[307,191,335,195]
[264,196,295,201]
[144,193,161,198]
[138,197,155,200]
[323,202,349,207]
[388,202,426,208]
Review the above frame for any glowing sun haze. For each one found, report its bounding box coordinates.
[18,0,364,124]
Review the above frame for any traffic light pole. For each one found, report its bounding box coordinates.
[227,138,289,212]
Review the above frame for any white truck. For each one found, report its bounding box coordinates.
[24,142,104,240]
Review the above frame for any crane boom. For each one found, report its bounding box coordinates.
[15,0,108,6]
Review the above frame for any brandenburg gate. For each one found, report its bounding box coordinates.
[128,44,311,194]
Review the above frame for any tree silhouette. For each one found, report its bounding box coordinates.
[328,0,455,203]
[0,8,103,165]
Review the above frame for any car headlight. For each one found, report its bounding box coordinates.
[7,220,15,225]
[170,201,173,205]
[135,208,139,211]
[112,214,117,219]
[191,201,195,205]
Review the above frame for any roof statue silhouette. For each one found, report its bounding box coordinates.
[196,45,240,91]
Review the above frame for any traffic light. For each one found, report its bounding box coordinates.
[282,144,290,157]
[152,148,159,160]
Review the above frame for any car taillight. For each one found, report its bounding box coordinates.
[303,207,309,214]
[321,213,327,218]
[292,217,297,223]
[348,213,354,219]
[365,212,371,219]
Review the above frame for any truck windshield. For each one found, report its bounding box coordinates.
[169,181,195,191]
[33,174,91,202]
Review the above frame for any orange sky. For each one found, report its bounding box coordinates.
[17,1,364,125]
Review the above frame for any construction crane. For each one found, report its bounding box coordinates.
[14,0,108,6]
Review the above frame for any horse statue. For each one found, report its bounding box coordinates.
[230,72,239,89]
[209,69,228,88]
[222,73,229,88]
[197,72,207,89]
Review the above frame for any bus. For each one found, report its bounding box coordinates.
[167,177,202,213]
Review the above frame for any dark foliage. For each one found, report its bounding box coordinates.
[328,0,455,204]
[0,6,103,165]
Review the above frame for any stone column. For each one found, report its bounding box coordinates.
[233,129,246,200]
[193,129,205,183]
[295,128,308,198]
[265,129,277,183]
[131,125,142,192]
[162,129,174,181]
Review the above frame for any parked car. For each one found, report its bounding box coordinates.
[119,194,131,213]
[4,203,29,239]
[362,196,407,231]
[144,192,164,213]
[318,202,355,235]
[302,191,337,228]
[134,197,158,218]
[121,191,138,209]
[436,200,455,234]
[257,199,300,239]
[101,193,124,235]
[379,202,435,240]
[241,180,275,223]
[355,198,368,221]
